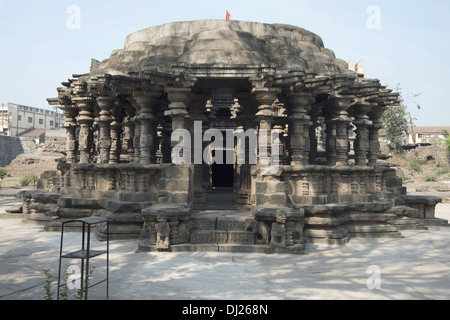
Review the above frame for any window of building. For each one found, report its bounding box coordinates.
[39,119,44,125]
[18,115,22,121]
[50,120,54,127]
[28,117,32,123]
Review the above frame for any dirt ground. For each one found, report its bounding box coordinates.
[1,147,62,190]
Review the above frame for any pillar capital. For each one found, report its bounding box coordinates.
[352,101,374,126]
[73,96,95,124]
[164,87,191,119]
[96,96,115,123]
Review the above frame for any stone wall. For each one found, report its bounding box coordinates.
[405,145,450,166]
[19,137,37,155]
[0,135,24,167]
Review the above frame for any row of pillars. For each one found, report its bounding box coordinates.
[256,89,384,167]
[59,86,384,168]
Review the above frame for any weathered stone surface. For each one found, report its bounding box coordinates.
[190,230,228,244]
[386,206,421,217]
[217,217,253,231]
[253,206,304,222]
[17,191,60,204]
[93,20,352,77]
[58,208,93,219]
[301,203,348,216]
[191,217,216,230]
[29,203,58,213]
[227,231,254,244]
[58,197,102,209]
[100,199,151,213]
[142,204,192,219]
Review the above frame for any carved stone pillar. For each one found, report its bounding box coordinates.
[353,102,374,166]
[161,119,172,164]
[134,91,160,165]
[96,96,114,164]
[74,97,95,164]
[123,100,136,163]
[109,100,124,164]
[325,118,337,166]
[308,103,323,165]
[165,87,191,130]
[59,103,79,164]
[127,96,141,164]
[367,104,386,167]
[288,92,313,166]
[325,95,354,166]
[164,87,191,163]
[254,88,280,166]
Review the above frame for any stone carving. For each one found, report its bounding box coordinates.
[155,210,170,250]
[270,209,287,247]
[272,99,287,118]
[230,99,242,119]
[254,221,270,245]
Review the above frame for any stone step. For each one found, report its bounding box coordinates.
[349,223,399,233]
[305,213,397,227]
[138,242,306,254]
[203,199,237,210]
[190,230,254,245]
[22,214,55,226]
[190,210,253,231]
[58,197,103,209]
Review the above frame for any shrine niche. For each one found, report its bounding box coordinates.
[19,20,445,253]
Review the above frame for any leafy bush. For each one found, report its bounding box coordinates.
[424,174,437,182]
[409,161,422,173]
[0,168,6,180]
[394,153,422,173]
[436,167,450,176]
[19,175,38,187]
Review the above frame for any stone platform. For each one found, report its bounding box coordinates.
[138,210,306,254]
[11,188,448,255]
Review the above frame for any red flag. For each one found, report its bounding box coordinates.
[226,10,231,20]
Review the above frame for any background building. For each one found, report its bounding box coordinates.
[407,126,450,145]
[0,102,65,137]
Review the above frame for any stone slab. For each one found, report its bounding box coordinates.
[190,230,228,244]
[227,231,254,244]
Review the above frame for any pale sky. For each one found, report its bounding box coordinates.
[1,0,449,126]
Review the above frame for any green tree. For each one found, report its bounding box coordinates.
[381,84,421,153]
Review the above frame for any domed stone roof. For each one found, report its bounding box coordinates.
[91,20,354,77]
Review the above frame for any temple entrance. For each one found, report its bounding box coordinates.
[212,163,234,188]
[205,149,237,210]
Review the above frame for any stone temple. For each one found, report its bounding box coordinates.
[22,20,445,253]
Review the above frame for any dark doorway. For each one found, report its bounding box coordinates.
[212,163,234,188]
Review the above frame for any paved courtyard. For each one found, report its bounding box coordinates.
[1,192,450,300]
